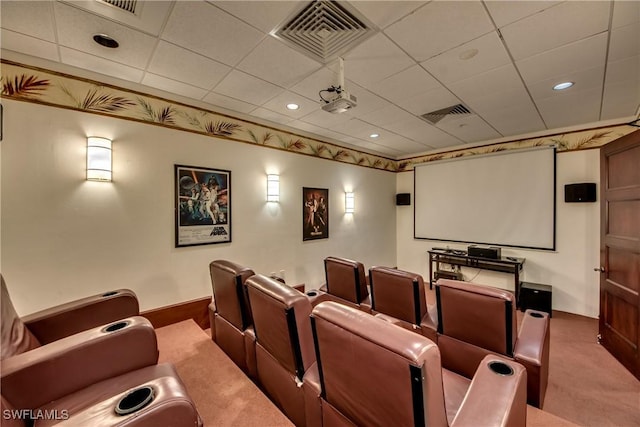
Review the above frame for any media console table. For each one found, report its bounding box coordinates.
[427,249,525,301]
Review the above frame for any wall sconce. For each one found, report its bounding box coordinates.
[345,192,355,213]
[87,137,112,181]
[267,174,280,202]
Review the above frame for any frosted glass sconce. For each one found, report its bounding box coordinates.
[345,192,355,213]
[87,137,112,181]
[267,174,280,202]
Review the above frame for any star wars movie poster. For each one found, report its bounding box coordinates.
[303,187,329,241]
[175,165,231,247]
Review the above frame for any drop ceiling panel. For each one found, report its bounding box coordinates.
[483,1,562,28]
[340,81,390,117]
[1,30,60,62]
[213,70,282,105]
[397,86,462,117]
[54,2,158,69]
[359,104,415,129]
[299,108,353,128]
[601,56,640,120]
[141,73,209,100]
[162,0,264,66]
[500,1,611,61]
[480,102,545,136]
[516,33,608,85]
[347,1,425,29]
[213,1,299,33]
[422,31,512,85]
[343,33,415,87]
[376,135,436,154]
[385,0,494,62]
[0,1,56,41]
[382,115,462,148]
[612,0,640,29]
[608,22,640,63]
[60,47,144,82]
[436,114,502,143]
[237,37,321,88]
[536,86,603,129]
[147,41,231,90]
[369,65,441,106]
[289,67,338,102]
[261,91,321,119]
[330,118,385,139]
[202,92,258,115]
[528,65,605,102]
[250,107,295,126]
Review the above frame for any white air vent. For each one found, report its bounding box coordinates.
[420,104,472,125]
[98,0,138,15]
[271,0,376,63]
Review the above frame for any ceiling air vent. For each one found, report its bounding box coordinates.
[97,0,138,15]
[420,104,472,125]
[271,0,375,63]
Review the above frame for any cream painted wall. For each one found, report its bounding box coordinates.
[1,100,397,315]
[396,149,601,318]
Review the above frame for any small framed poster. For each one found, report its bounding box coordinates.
[175,164,231,247]
[303,187,329,241]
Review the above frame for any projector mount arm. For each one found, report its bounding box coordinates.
[319,57,347,104]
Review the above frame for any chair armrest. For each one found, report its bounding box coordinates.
[374,313,423,334]
[304,289,332,307]
[1,316,158,410]
[419,303,438,343]
[208,302,216,342]
[451,356,527,427]
[22,289,139,344]
[514,309,550,408]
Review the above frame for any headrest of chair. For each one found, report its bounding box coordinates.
[1,275,41,360]
[324,257,368,304]
[209,260,255,330]
[310,302,446,427]
[369,267,426,324]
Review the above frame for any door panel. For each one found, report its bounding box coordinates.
[600,129,640,380]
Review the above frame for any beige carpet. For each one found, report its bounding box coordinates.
[156,319,639,427]
[156,320,293,427]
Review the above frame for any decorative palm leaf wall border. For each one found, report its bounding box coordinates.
[1,60,636,172]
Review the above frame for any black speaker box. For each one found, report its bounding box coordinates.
[468,245,501,259]
[396,193,411,206]
[564,183,596,203]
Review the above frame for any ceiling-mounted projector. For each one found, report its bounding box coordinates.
[321,90,357,114]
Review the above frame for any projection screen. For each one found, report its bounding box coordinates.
[414,146,556,250]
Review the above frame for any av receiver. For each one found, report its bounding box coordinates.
[467,245,501,259]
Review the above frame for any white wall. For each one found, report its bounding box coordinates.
[397,149,601,318]
[1,100,397,315]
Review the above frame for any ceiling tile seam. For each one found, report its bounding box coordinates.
[58,0,156,38]
[51,1,64,63]
[56,44,148,77]
[371,1,432,31]
[598,2,616,121]
[139,0,178,83]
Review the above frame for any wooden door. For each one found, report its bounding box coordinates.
[599,129,640,380]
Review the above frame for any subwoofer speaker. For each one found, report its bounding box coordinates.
[396,193,411,206]
[564,183,596,203]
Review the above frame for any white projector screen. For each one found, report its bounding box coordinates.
[414,147,556,250]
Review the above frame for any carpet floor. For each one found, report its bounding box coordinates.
[156,314,639,426]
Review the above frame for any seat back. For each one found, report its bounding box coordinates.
[209,260,255,372]
[1,276,40,360]
[311,301,448,427]
[323,257,369,305]
[246,275,316,426]
[369,267,427,325]
[209,260,255,330]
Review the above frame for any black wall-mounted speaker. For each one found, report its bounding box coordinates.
[396,193,411,206]
[564,183,596,203]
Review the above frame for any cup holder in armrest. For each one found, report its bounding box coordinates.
[102,291,119,297]
[115,386,155,416]
[529,311,544,318]
[488,361,514,376]
[103,320,130,333]
[306,291,318,297]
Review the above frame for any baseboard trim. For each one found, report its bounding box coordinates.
[141,296,211,330]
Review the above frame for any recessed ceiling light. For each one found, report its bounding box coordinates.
[286,103,300,110]
[370,133,379,138]
[553,82,574,91]
[93,34,119,49]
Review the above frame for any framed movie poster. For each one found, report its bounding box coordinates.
[303,187,329,241]
[175,164,231,247]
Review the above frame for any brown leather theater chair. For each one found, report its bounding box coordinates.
[245,275,321,427]
[320,256,371,312]
[433,279,550,408]
[368,266,438,342]
[1,274,139,354]
[208,259,257,377]
[310,301,527,427]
